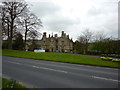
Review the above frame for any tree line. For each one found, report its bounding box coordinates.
[1,0,42,50]
[74,29,120,56]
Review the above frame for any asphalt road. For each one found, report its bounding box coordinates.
[2,56,120,88]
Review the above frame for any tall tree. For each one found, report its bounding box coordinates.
[1,1,27,49]
[94,31,106,41]
[20,12,42,50]
[78,29,93,54]
[0,4,10,40]
[74,40,84,54]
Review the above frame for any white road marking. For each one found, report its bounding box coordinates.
[92,76,120,82]
[4,60,118,75]
[76,64,119,70]
[32,66,39,68]
[32,65,68,73]
[29,60,119,72]
[32,63,118,75]
[95,67,119,70]
[50,62,65,64]
[7,61,21,65]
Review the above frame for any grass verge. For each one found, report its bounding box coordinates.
[2,78,27,89]
[2,49,120,68]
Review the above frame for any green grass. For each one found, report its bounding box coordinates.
[2,49,120,68]
[2,78,27,89]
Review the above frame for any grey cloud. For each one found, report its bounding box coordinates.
[88,1,118,16]
[28,1,80,33]
[29,2,60,17]
[86,1,118,38]
[43,15,80,32]
[27,0,118,41]
[88,6,102,16]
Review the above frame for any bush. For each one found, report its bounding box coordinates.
[106,57,112,61]
[100,57,112,61]
[101,57,120,62]
[112,59,120,62]
[100,57,106,60]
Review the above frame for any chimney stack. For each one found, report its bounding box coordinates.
[49,34,50,37]
[55,34,58,38]
[43,32,46,37]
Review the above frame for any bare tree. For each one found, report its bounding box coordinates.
[0,4,10,40]
[20,11,42,49]
[78,29,93,54]
[1,1,27,49]
[94,31,107,41]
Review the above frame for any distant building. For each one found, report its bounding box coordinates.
[40,31,73,53]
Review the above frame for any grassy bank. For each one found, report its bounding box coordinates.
[2,78,27,88]
[2,49,120,68]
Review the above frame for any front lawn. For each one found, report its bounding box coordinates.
[2,49,119,68]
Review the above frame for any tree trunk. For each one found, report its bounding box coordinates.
[8,21,13,49]
[24,30,27,49]
[24,21,28,50]
[7,22,10,39]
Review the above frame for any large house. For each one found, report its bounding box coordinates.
[40,31,73,53]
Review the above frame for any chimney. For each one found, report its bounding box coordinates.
[61,31,64,37]
[64,33,66,36]
[55,34,58,38]
[62,31,64,35]
[49,34,50,38]
[67,35,69,39]
[43,32,46,37]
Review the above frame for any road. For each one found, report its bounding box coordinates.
[2,56,119,88]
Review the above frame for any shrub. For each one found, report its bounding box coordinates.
[100,57,112,61]
[100,57,106,60]
[112,59,120,62]
[106,57,112,61]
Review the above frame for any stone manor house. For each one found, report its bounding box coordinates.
[40,31,73,53]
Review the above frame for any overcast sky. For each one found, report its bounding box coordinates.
[25,0,119,41]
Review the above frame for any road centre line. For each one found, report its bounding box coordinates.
[26,59,119,71]
[92,76,120,82]
[39,61,119,71]
[7,61,21,65]
[30,62,118,75]
[6,61,67,74]
[5,61,67,74]
[5,60,68,74]
[32,65,68,74]
[4,57,119,71]
[32,65,119,82]
[36,61,118,71]
[94,67,119,70]
[15,58,118,71]
[75,64,119,70]
[4,60,118,75]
